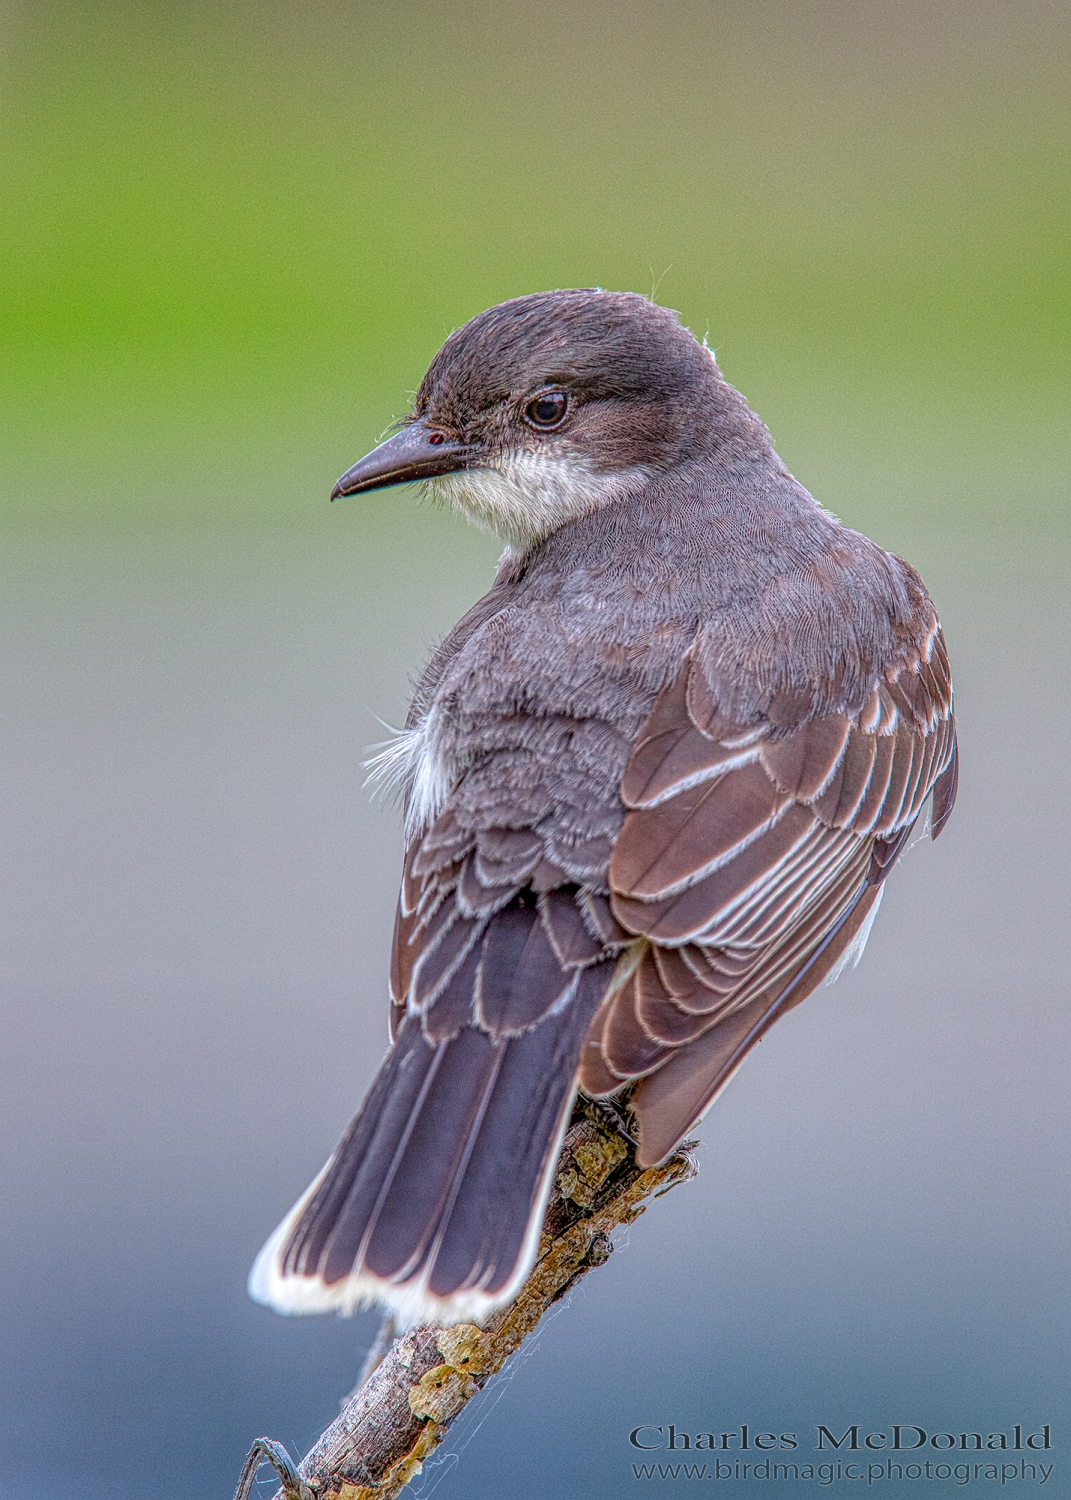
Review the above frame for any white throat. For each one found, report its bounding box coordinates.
[432,450,649,548]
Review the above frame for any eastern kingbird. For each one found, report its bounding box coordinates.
[249,290,958,1328]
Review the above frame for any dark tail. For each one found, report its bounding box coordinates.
[249,980,603,1326]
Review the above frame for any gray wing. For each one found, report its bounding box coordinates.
[579,608,957,1165]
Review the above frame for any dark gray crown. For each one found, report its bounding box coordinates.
[417,290,716,416]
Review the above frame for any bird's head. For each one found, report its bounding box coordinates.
[331,289,740,549]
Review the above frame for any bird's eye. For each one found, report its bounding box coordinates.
[524,390,569,430]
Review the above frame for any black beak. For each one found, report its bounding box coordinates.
[330,421,476,500]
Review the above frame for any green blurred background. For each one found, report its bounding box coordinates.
[2,0,1068,533]
[1,4,1068,1499]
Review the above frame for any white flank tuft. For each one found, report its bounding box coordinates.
[363,712,453,837]
[823,883,884,987]
[363,725,419,803]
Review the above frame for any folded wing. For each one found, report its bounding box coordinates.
[580,610,958,1166]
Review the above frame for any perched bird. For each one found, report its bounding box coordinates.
[249,290,958,1329]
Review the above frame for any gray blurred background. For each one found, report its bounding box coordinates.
[0,3,1068,1497]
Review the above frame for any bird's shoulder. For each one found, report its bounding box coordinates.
[606,521,957,950]
[414,479,947,733]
